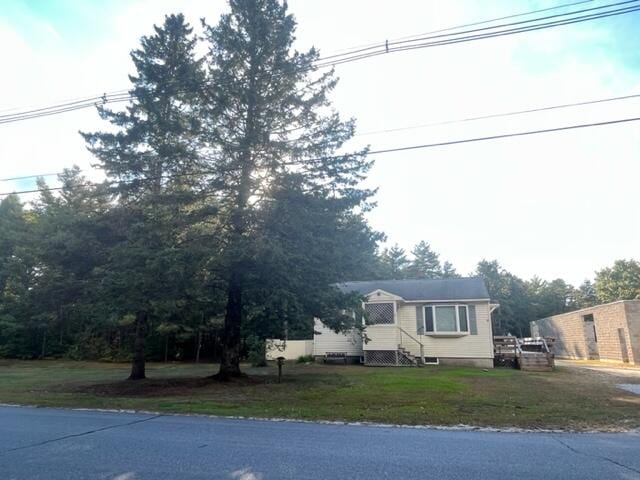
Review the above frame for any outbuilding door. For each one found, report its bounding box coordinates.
[582,314,599,360]
[618,328,630,363]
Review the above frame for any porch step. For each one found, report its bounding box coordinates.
[518,352,554,371]
[397,346,419,366]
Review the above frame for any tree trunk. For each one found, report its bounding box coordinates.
[214,28,259,380]
[215,276,243,380]
[195,327,202,363]
[129,311,148,380]
[164,335,169,363]
[40,331,47,359]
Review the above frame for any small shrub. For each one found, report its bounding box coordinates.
[296,354,314,364]
[247,337,267,367]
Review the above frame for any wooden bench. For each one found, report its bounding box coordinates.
[324,352,348,364]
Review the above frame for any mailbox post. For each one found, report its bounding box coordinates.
[276,356,285,383]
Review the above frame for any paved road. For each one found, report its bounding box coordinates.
[1,406,639,479]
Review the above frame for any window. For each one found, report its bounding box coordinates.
[424,305,469,333]
[364,302,395,325]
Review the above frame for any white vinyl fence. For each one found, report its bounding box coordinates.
[265,339,313,360]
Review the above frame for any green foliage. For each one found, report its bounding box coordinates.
[595,259,640,303]
[476,259,547,336]
[377,241,459,280]
[574,280,598,308]
[1,2,637,369]
[246,336,267,367]
[296,354,314,363]
[199,0,380,375]
[379,245,409,279]
[405,241,442,279]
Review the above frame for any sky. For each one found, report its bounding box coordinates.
[0,0,638,285]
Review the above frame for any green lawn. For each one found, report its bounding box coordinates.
[0,360,638,431]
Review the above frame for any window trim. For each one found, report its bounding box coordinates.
[363,301,397,327]
[423,304,469,334]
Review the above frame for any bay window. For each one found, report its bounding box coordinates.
[424,305,469,333]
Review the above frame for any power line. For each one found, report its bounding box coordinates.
[3,91,639,183]
[317,0,638,63]
[314,3,640,68]
[356,92,640,136]
[324,0,594,55]
[0,0,637,125]
[2,115,639,197]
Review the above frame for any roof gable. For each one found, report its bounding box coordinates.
[365,289,404,301]
[337,277,490,302]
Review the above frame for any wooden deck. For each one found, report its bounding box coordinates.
[494,336,555,371]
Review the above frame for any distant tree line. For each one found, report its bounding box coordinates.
[1,1,639,376]
[375,243,639,336]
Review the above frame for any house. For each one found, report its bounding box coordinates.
[313,277,498,368]
[530,300,640,365]
[265,339,313,361]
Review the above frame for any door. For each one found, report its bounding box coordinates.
[582,314,599,360]
[618,328,630,363]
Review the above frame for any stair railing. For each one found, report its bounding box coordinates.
[398,326,425,363]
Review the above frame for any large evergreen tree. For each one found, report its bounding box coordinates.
[0,195,36,357]
[200,0,375,378]
[82,14,205,379]
[29,168,114,359]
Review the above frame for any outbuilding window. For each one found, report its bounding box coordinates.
[364,302,395,325]
[424,305,469,333]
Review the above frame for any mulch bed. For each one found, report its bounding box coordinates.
[65,375,266,397]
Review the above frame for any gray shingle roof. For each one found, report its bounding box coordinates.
[337,277,490,301]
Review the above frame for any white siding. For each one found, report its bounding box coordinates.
[313,318,363,356]
[266,339,313,360]
[362,324,399,350]
[397,301,494,359]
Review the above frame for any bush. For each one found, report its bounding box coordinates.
[246,336,267,367]
[296,354,314,364]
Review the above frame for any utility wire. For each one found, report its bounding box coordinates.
[0,0,636,125]
[323,0,593,55]
[314,4,640,68]
[319,0,637,62]
[2,115,639,197]
[3,91,639,183]
[357,92,640,136]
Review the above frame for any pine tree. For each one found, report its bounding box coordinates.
[201,0,374,379]
[0,195,36,357]
[441,261,460,278]
[81,14,205,380]
[30,168,113,359]
[380,245,409,279]
[406,241,442,279]
[574,279,597,308]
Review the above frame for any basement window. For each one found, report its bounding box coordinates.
[364,302,395,325]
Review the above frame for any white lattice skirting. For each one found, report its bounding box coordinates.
[364,350,417,366]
